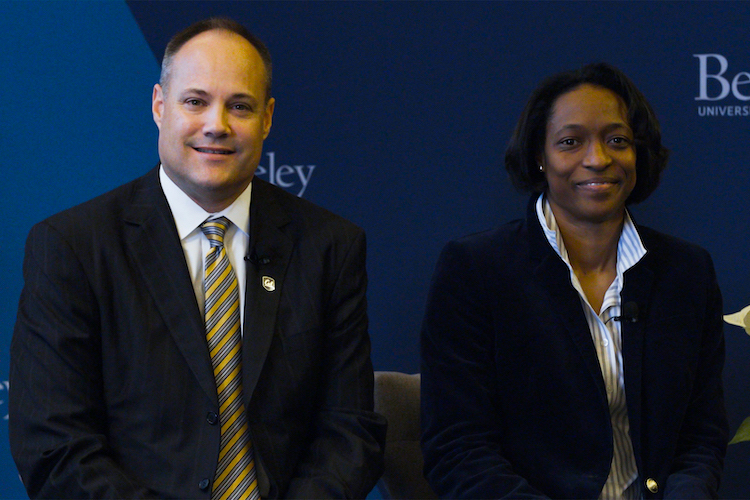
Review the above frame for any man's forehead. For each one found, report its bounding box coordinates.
[169,30,266,89]
[174,29,258,65]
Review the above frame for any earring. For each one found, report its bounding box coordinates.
[538,164,544,172]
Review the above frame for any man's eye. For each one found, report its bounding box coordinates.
[185,99,203,106]
[233,103,252,112]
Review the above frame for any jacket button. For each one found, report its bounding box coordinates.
[199,478,210,490]
[206,412,219,425]
[646,478,659,493]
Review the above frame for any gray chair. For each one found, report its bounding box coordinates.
[374,371,437,499]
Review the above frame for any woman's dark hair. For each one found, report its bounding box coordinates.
[504,62,669,204]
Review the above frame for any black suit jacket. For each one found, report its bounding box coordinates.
[10,167,386,499]
[421,197,728,499]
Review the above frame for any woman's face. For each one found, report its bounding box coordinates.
[540,83,636,227]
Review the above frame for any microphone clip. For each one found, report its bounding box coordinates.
[245,253,271,267]
[613,302,639,323]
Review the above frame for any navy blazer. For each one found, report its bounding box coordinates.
[421,197,727,499]
[10,167,386,499]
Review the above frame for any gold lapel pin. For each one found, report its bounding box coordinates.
[262,276,276,292]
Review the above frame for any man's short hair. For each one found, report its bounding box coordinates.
[504,62,669,205]
[159,17,273,101]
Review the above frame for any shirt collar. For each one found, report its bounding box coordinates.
[159,165,251,240]
[534,193,647,275]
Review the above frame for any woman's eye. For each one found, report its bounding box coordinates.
[610,136,631,146]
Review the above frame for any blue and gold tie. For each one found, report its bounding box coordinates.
[201,217,259,500]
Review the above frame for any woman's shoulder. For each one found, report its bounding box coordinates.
[637,225,712,259]
[447,217,528,252]
[435,218,535,278]
[635,225,716,279]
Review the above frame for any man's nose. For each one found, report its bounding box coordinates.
[203,106,230,137]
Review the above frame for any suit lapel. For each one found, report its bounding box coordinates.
[526,197,609,404]
[242,179,294,400]
[122,168,218,405]
[533,254,610,401]
[621,236,656,469]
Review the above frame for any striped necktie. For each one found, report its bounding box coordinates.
[201,217,260,500]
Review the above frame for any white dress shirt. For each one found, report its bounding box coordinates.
[536,194,646,500]
[159,166,251,331]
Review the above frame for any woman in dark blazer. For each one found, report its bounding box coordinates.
[421,63,728,499]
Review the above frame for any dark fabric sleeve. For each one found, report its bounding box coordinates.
[663,252,728,499]
[284,229,387,499]
[420,241,548,499]
[9,221,157,499]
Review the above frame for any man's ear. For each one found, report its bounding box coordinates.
[152,84,165,129]
[262,97,275,140]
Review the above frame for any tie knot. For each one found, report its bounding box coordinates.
[201,217,230,248]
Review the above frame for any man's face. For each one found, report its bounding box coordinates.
[152,29,274,213]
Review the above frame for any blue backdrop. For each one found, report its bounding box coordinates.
[2,1,748,498]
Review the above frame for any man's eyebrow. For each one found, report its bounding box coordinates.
[181,88,209,97]
[229,92,259,102]
[179,89,259,102]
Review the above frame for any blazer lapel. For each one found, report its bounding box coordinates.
[526,198,609,404]
[122,168,218,406]
[533,255,610,402]
[242,179,293,400]
[621,244,655,469]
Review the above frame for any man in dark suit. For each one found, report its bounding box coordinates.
[10,17,386,499]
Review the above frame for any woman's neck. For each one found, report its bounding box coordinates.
[551,206,625,312]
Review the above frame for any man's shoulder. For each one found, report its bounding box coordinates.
[253,178,364,238]
[34,167,158,236]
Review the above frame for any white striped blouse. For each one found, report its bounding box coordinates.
[536,194,646,500]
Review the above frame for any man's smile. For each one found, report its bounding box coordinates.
[193,146,234,155]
